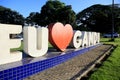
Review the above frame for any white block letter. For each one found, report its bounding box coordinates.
[0,24,22,65]
[93,32,98,45]
[96,32,100,43]
[88,32,94,46]
[23,27,48,57]
[70,30,82,48]
[82,31,88,47]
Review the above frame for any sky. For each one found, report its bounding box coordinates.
[0,0,120,17]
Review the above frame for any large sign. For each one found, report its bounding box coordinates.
[0,22,100,65]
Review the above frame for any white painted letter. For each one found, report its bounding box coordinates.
[96,32,100,43]
[70,30,82,48]
[81,31,88,47]
[87,32,94,46]
[0,24,22,65]
[23,27,48,57]
[93,32,99,45]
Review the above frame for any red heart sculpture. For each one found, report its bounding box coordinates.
[48,22,73,51]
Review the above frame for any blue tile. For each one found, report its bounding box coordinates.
[4,77,9,80]
[3,69,9,73]
[0,44,100,80]
[0,73,3,79]
[0,71,4,75]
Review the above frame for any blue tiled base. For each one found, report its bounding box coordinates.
[0,44,100,80]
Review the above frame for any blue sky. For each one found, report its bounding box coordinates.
[0,0,120,17]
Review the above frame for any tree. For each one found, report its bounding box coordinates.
[39,0,65,26]
[76,4,120,33]
[25,12,40,26]
[0,6,24,25]
[0,6,25,38]
[26,0,76,27]
[58,5,76,26]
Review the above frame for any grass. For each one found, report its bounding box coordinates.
[89,38,120,80]
[11,41,23,52]
[11,41,53,51]
[100,38,120,46]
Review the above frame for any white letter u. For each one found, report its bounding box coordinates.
[23,27,48,57]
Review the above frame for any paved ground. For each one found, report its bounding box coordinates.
[25,45,112,80]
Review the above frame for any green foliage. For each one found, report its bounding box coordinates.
[89,38,120,80]
[25,12,40,26]
[26,0,76,27]
[57,5,76,26]
[39,0,65,26]
[76,4,120,33]
[0,6,24,25]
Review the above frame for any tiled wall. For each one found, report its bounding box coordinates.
[0,44,99,80]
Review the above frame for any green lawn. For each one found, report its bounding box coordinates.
[11,41,53,51]
[11,41,23,52]
[89,38,120,80]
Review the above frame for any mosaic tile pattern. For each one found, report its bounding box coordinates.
[0,44,100,80]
